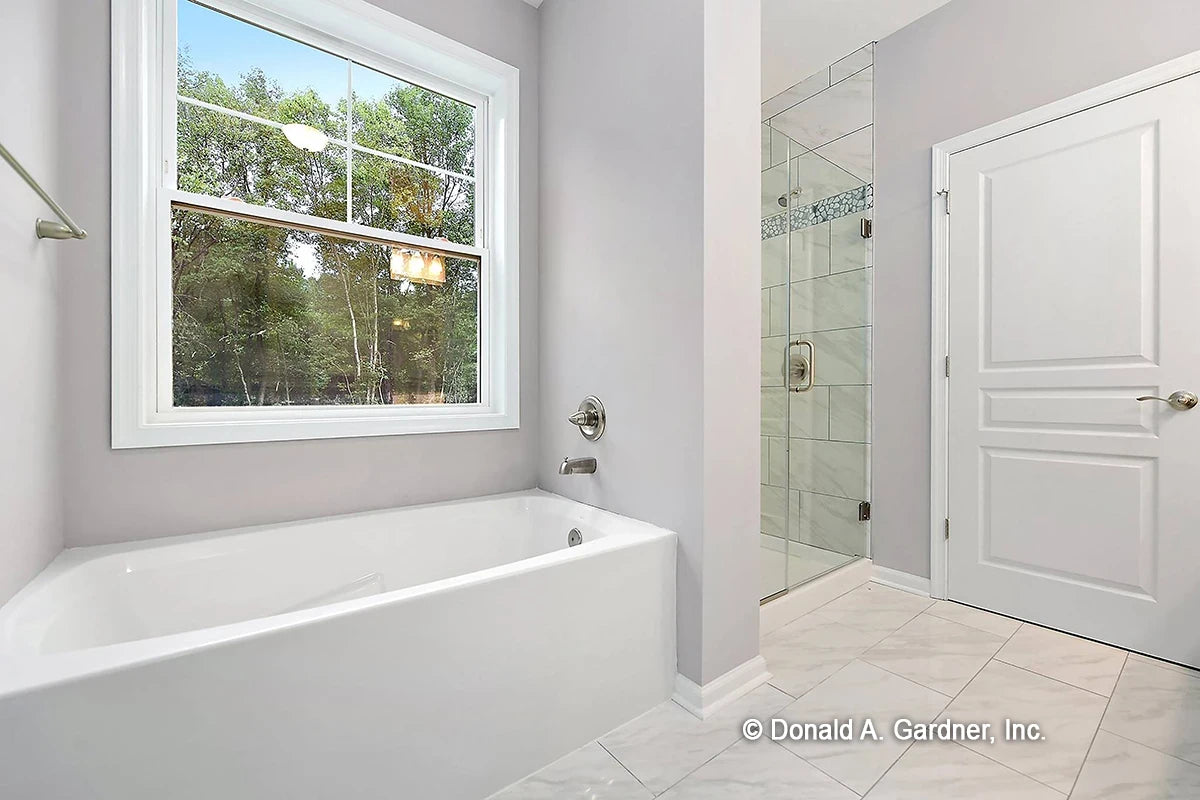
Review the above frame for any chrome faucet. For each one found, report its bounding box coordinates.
[558,456,597,475]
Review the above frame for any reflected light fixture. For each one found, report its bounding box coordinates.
[282,123,329,153]
[389,248,446,285]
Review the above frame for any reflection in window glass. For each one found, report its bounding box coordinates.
[171,207,480,407]
[352,62,475,177]
[178,0,348,137]
[178,101,348,221]
[352,150,476,246]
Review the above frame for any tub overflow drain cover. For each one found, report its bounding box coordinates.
[568,528,583,547]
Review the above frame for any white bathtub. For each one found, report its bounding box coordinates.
[0,490,676,800]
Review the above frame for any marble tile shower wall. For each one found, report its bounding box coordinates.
[760,45,873,560]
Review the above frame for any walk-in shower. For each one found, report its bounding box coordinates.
[760,45,873,601]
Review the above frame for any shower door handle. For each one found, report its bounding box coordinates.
[784,339,815,393]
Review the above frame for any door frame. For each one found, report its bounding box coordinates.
[928,49,1200,600]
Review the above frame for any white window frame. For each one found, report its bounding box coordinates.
[111,0,520,448]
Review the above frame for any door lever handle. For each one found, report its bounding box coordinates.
[1136,391,1198,410]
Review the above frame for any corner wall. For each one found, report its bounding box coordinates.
[0,3,65,602]
[539,0,761,685]
[54,0,541,547]
[873,0,1200,577]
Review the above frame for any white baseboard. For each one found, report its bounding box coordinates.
[871,565,931,596]
[759,557,873,637]
[672,655,771,720]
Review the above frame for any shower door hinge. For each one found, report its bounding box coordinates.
[858,501,871,522]
[938,189,950,214]
[944,518,951,540]
[860,218,873,239]
[945,355,951,377]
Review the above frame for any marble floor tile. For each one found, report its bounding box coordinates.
[776,660,950,794]
[995,624,1127,696]
[1072,730,1200,799]
[817,583,932,638]
[922,600,1021,638]
[942,660,1107,793]
[658,740,857,800]
[599,685,791,796]
[861,614,1006,695]
[1102,656,1200,765]
[490,742,651,800]
[760,611,886,697]
[862,741,1064,800]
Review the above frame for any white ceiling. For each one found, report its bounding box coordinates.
[761,0,951,99]
[520,0,544,7]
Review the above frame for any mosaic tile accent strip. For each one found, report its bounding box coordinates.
[761,184,872,240]
[761,212,788,239]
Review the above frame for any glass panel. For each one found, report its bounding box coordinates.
[178,101,348,221]
[178,0,348,138]
[760,122,789,600]
[171,207,480,407]
[352,62,476,177]
[352,150,476,246]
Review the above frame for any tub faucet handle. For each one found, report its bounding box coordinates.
[568,409,598,427]
[567,396,606,441]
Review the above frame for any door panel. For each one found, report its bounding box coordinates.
[947,73,1200,666]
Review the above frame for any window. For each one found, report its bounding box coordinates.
[112,0,520,447]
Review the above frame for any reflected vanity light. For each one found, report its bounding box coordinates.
[281,123,329,153]
[389,248,446,285]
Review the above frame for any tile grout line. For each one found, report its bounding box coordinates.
[991,658,1117,702]
[595,739,655,797]
[1066,651,1127,798]
[1100,726,1200,772]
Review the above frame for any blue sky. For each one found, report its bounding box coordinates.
[179,0,404,108]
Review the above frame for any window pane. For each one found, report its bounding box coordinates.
[178,101,348,221]
[352,62,475,177]
[178,0,347,139]
[352,150,476,246]
[171,207,480,407]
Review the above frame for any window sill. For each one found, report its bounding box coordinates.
[111,405,519,449]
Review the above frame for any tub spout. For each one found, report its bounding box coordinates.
[559,457,597,475]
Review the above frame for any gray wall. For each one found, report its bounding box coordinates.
[872,0,1200,577]
[540,0,760,685]
[0,3,65,602]
[55,0,541,547]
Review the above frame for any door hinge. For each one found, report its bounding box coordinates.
[938,189,950,214]
[858,501,871,522]
[944,518,950,540]
[944,355,951,377]
[860,218,873,239]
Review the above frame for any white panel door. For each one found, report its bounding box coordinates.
[947,73,1200,667]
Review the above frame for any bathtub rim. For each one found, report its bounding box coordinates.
[0,489,676,699]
